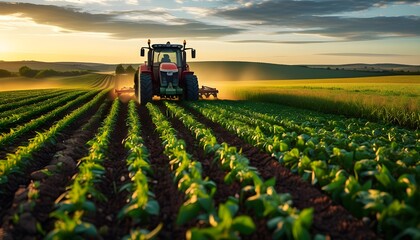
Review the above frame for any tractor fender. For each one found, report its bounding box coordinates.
[140,63,151,73]
[181,70,195,78]
[180,71,195,87]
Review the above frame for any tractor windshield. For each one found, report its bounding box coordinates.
[153,48,181,67]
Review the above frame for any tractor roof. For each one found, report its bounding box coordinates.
[152,43,183,49]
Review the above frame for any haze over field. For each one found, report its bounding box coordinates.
[0,0,419,65]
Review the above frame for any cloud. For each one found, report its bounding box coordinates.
[281,15,420,41]
[319,53,411,57]
[125,0,139,5]
[219,0,420,18]
[45,0,110,4]
[0,2,242,39]
[228,40,335,44]
[214,0,420,41]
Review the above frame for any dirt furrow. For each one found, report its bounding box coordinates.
[180,103,377,240]
[157,103,242,206]
[90,101,130,239]
[0,93,97,160]
[138,104,186,239]
[0,98,110,239]
[158,102,271,239]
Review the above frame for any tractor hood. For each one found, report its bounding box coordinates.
[159,62,182,96]
[160,62,178,73]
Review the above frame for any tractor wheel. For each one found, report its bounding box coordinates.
[140,73,153,104]
[134,70,139,98]
[185,74,199,101]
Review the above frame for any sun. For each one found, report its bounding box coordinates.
[0,40,12,53]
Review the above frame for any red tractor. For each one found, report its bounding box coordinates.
[134,39,199,103]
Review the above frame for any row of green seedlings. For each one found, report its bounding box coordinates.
[8,101,111,237]
[0,90,106,186]
[0,90,87,131]
[147,103,256,240]
[195,101,415,172]
[90,75,107,88]
[0,89,60,108]
[197,102,419,209]
[95,75,114,89]
[0,89,68,115]
[0,90,69,119]
[189,102,419,239]
[238,90,419,129]
[0,90,99,147]
[213,100,417,151]
[227,100,418,169]
[46,97,120,239]
[118,100,162,239]
[165,102,316,240]
[196,101,418,194]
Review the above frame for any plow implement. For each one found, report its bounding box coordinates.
[198,85,218,99]
[115,87,135,96]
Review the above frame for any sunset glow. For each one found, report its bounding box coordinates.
[0,1,419,64]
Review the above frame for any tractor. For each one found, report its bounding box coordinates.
[134,39,199,103]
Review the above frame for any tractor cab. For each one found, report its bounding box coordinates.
[151,45,183,96]
[135,40,198,104]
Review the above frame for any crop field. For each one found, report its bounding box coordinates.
[226,76,420,129]
[0,75,419,240]
[0,74,115,92]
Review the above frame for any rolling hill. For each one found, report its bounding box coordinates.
[1,60,417,82]
[189,61,394,82]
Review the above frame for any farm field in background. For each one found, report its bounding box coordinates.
[0,74,418,240]
[0,74,114,91]
[221,76,419,129]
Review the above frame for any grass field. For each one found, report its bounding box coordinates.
[0,74,114,91]
[219,76,420,128]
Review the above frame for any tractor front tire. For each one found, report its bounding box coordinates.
[139,73,153,104]
[185,74,199,101]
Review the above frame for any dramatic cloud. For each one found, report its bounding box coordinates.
[0,2,242,39]
[319,53,411,57]
[219,0,420,18]
[229,40,335,44]
[215,0,420,42]
[278,15,420,41]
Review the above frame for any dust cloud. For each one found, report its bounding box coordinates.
[113,73,135,103]
[0,77,64,91]
[114,74,135,90]
[191,63,262,100]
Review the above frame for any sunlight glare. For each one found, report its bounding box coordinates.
[0,40,11,53]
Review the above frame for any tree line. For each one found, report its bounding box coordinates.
[0,69,13,78]
[115,64,136,74]
[18,66,91,78]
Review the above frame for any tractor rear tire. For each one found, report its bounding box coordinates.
[140,73,153,104]
[185,74,199,101]
[134,70,139,98]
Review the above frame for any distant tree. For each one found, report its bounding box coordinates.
[19,66,39,78]
[125,65,136,74]
[115,64,126,74]
[35,69,58,78]
[0,69,12,78]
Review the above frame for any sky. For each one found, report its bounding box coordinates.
[0,0,419,65]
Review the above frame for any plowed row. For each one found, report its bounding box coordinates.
[0,92,375,239]
[0,89,416,239]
